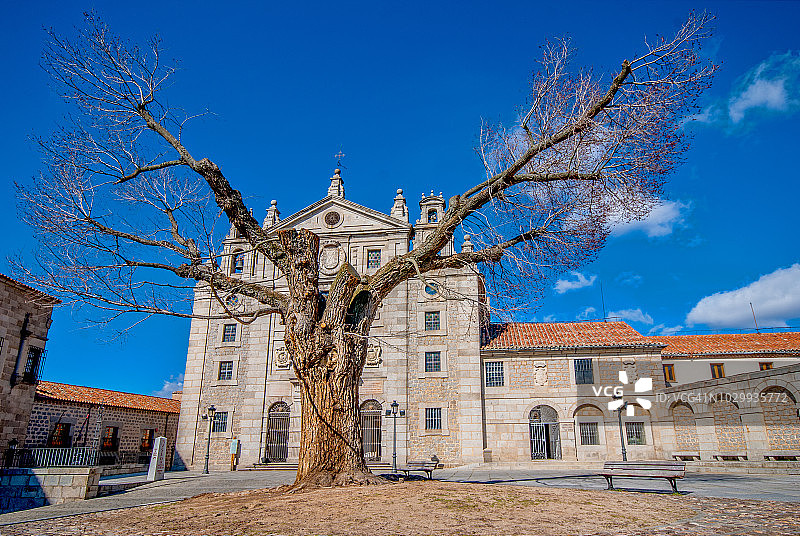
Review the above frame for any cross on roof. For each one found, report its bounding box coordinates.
[335,150,346,168]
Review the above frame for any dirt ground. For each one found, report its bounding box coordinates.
[3,481,700,536]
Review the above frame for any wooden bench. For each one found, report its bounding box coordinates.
[599,461,685,493]
[398,456,440,480]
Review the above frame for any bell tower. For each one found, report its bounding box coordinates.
[413,191,453,255]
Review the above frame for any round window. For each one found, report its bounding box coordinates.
[225,294,240,308]
[324,211,341,227]
[424,282,439,296]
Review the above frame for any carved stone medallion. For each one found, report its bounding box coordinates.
[319,242,345,274]
[274,347,290,368]
[365,344,383,367]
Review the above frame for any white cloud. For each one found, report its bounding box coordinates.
[648,324,683,336]
[542,314,558,322]
[615,271,643,287]
[729,78,788,123]
[153,373,184,398]
[610,200,689,238]
[576,306,597,321]
[609,308,654,325]
[686,264,800,328]
[554,271,597,294]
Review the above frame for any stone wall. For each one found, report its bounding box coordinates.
[0,276,56,452]
[25,399,179,466]
[762,387,800,450]
[0,467,100,514]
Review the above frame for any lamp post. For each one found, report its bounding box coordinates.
[202,405,216,474]
[612,397,628,462]
[385,400,405,473]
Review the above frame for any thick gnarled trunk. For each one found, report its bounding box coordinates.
[278,228,384,487]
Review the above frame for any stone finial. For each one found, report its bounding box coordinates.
[263,199,280,227]
[328,168,345,198]
[390,188,409,222]
[462,234,474,253]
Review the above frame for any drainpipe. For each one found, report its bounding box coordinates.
[10,313,31,387]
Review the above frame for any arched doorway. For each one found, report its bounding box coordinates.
[266,401,290,462]
[360,400,382,461]
[529,405,561,460]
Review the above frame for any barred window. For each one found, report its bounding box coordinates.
[222,324,237,343]
[140,429,155,451]
[212,411,228,433]
[424,311,440,331]
[22,346,45,384]
[579,422,599,445]
[367,249,381,269]
[218,361,234,381]
[424,351,441,373]
[425,407,442,430]
[625,421,646,445]
[574,358,594,385]
[485,361,504,387]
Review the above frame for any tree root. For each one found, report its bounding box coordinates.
[290,469,389,491]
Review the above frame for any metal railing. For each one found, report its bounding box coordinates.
[3,446,98,468]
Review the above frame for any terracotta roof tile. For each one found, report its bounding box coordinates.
[482,321,659,350]
[0,273,60,304]
[36,381,180,414]
[649,332,800,358]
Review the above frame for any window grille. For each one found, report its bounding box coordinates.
[101,426,119,451]
[663,364,676,383]
[222,324,237,343]
[485,361,504,387]
[361,400,382,461]
[367,249,381,269]
[48,423,72,448]
[579,422,600,445]
[218,361,234,381]
[424,311,440,331]
[425,408,442,430]
[574,358,594,384]
[710,363,725,379]
[266,402,290,462]
[140,429,155,451]
[424,351,441,372]
[22,346,46,384]
[625,421,646,445]
[212,411,228,433]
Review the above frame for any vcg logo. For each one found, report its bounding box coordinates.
[591,371,653,416]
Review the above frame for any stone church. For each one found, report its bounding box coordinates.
[174,170,800,470]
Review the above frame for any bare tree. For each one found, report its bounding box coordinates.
[15,12,716,487]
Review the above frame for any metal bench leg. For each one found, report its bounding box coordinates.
[604,476,613,490]
[669,478,678,493]
[426,470,432,480]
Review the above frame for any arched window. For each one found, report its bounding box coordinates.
[529,405,561,460]
[266,402,290,462]
[360,400,382,461]
[231,250,244,274]
[427,209,438,223]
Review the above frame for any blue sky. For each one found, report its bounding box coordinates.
[2,1,799,397]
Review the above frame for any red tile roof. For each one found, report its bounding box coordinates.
[650,332,800,358]
[482,321,660,350]
[0,273,60,304]
[36,381,180,414]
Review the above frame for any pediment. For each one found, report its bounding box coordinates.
[268,196,412,236]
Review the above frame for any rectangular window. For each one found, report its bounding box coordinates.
[140,429,155,451]
[367,249,381,269]
[222,324,237,343]
[710,363,725,379]
[485,361,504,387]
[218,361,234,381]
[101,426,119,451]
[625,421,646,445]
[424,351,441,373]
[424,311,440,331]
[0,336,4,353]
[212,411,228,433]
[22,346,45,384]
[759,362,774,371]
[574,358,594,385]
[663,364,676,383]
[579,422,600,446]
[425,408,442,431]
[48,423,72,448]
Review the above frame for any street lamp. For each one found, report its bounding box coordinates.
[611,395,628,462]
[385,400,405,473]
[202,405,216,474]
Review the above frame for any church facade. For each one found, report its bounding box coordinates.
[174,171,800,470]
